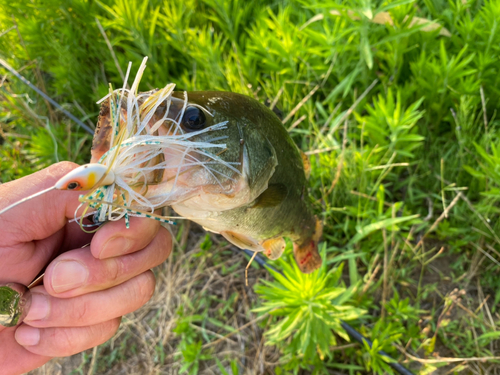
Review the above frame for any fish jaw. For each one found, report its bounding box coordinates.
[144,164,252,211]
[91,99,114,163]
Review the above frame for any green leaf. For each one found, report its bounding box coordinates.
[360,34,373,69]
[478,331,500,343]
[215,358,230,375]
[348,214,420,245]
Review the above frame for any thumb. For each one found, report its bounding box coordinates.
[0,162,84,245]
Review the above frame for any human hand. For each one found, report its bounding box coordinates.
[0,162,172,375]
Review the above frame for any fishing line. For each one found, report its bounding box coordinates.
[0,58,94,135]
[0,186,56,215]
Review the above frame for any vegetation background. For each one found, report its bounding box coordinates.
[1,0,500,373]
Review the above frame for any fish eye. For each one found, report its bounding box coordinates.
[181,107,206,131]
[67,182,80,190]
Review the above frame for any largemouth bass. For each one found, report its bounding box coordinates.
[91,91,323,273]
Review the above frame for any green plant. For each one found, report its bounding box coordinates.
[215,358,240,375]
[173,308,212,374]
[254,245,365,367]
[355,89,425,159]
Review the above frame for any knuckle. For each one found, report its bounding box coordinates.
[53,328,77,356]
[102,258,123,285]
[94,318,121,342]
[71,299,90,323]
[122,273,155,308]
[135,272,156,304]
[152,229,172,265]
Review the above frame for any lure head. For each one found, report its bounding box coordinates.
[55,164,115,191]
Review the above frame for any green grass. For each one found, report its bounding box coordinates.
[2,0,500,373]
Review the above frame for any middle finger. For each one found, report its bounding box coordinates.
[43,225,171,298]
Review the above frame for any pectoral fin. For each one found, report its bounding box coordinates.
[251,183,288,208]
[221,231,264,252]
[261,237,286,260]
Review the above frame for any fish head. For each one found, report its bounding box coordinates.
[91,91,278,211]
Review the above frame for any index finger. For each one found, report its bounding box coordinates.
[0,162,83,246]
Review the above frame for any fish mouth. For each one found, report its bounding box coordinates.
[90,91,242,211]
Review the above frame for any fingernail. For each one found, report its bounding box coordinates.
[24,294,49,322]
[15,326,40,346]
[51,260,88,293]
[100,237,133,258]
